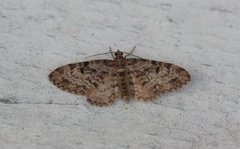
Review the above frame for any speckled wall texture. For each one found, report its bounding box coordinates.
[0,0,240,149]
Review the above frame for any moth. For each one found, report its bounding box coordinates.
[49,47,190,106]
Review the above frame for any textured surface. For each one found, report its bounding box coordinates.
[49,50,190,106]
[0,0,240,148]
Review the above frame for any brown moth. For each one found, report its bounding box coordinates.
[49,48,190,107]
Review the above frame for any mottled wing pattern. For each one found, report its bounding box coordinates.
[49,60,118,106]
[126,59,190,101]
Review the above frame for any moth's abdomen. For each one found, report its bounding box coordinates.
[116,67,127,100]
[115,64,134,101]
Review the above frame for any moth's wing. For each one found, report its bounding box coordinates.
[126,59,190,101]
[49,60,118,106]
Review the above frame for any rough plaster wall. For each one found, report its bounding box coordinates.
[0,0,240,149]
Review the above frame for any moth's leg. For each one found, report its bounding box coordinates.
[125,46,136,58]
[109,46,115,58]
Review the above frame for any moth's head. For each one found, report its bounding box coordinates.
[114,50,124,59]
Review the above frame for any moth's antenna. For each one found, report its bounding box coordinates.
[85,51,112,58]
[122,52,143,59]
[85,46,142,59]
[109,46,115,58]
[129,54,143,59]
[124,46,136,58]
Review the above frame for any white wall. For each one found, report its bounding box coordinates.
[0,0,240,148]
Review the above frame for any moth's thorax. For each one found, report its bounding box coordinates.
[114,58,126,67]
